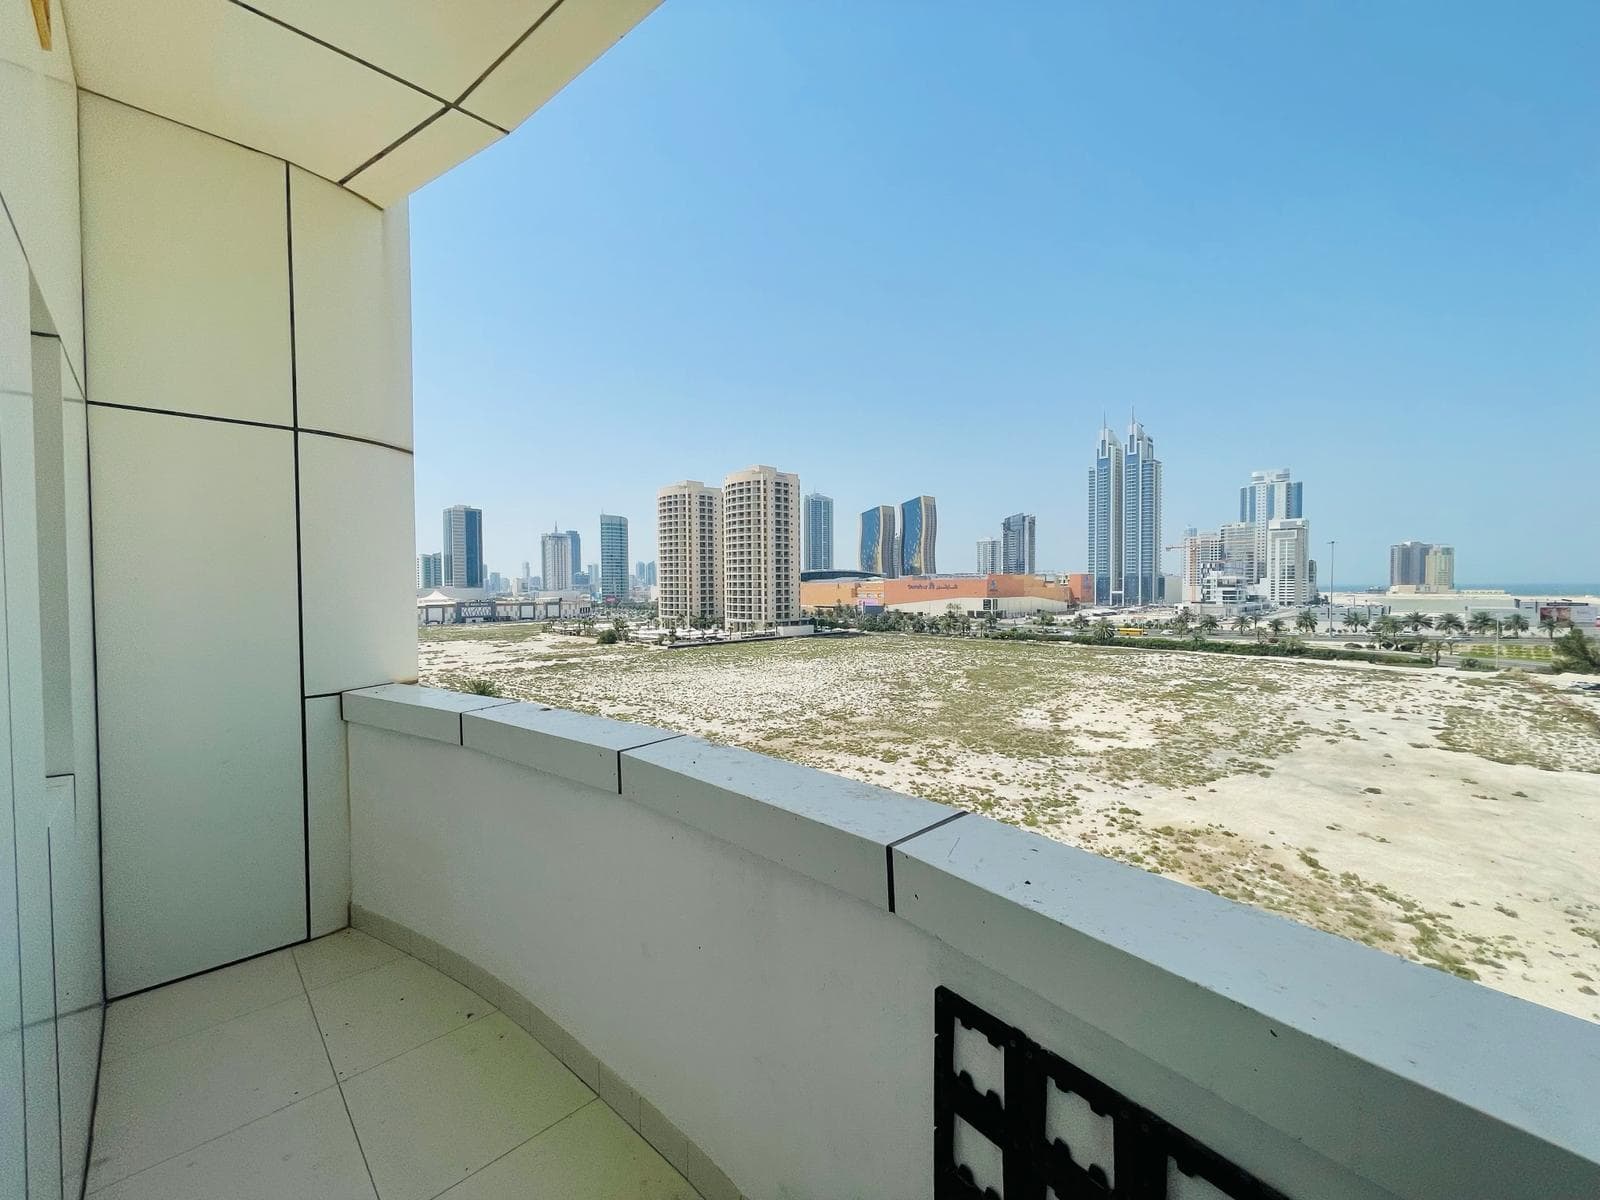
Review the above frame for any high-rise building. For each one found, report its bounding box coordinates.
[860,505,898,577]
[584,563,600,598]
[1087,423,1122,605]
[658,481,722,625]
[441,505,484,589]
[900,496,937,576]
[1265,518,1312,605]
[1424,545,1455,591]
[1001,512,1036,575]
[1219,521,1256,578]
[1120,422,1163,605]
[722,466,802,631]
[599,514,629,604]
[565,529,581,578]
[1179,528,1224,604]
[1240,470,1303,580]
[540,526,573,592]
[976,538,1002,575]
[417,552,442,590]
[1390,541,1432,588]
[803,493,834,572]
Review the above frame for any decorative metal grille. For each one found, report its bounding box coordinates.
[934,987,1291,1200]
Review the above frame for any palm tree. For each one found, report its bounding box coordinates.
[1468,611,1495,638]
[1540,615,1560,641]
[1403,611,1434,634]
[1372,614,1403,647]
[1342,610,1362,634]
[1267,617,1286,637]
[1198,614,1220,640]
[1171,611,1193,636]
[1232,614,1252,634]
[1295,610,1318,634]
[1090,618,1115,644]
[1435,612,1465,638]
[1504,612,1529,638]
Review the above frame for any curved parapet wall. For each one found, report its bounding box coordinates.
[343,684,1600,1200]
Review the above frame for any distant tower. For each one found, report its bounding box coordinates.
[1120,420,1163,605]
[976,538,1002,575]
[657,481,722,625]
[860,505,898,577]
[441,505,483,589]
[1087,423,1123,605]
[1001,513,1036,575]
[1240,469,1302,581]
[900,496,937,576]
[540,525,573,592]
[722,465,802,631]
[803,493,835,571]
[418,552,443,590]
[599,513,629,604]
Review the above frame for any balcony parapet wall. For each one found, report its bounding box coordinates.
[343,684,1600,1200]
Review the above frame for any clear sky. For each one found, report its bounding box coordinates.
[412,1,1598,587]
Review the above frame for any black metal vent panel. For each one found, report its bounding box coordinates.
[934,987,1292,1200]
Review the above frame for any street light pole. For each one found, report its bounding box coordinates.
[1326,540,1336,635]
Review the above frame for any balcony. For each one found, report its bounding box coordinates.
[71,683,1600,1198]
[4,2,1600,1199]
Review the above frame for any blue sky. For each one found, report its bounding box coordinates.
[412,1,1598,586]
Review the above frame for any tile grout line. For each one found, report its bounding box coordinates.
[330,1001,496,1086]
[421,1097,602,1200]
[292,950,384,1200]
[100,983,310,1069]
[83,1082,349,1194]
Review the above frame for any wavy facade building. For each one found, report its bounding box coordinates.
[900,495,937,576]
[859,504,898,577]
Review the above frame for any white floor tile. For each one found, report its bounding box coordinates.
[293,927,403,992]
[435,1099,699,1200]
[102,949,303,1062]
[342,1011,594,1200]
[87,993,335,1191]
[308,954,491,1080]
[86,1087,376,1200]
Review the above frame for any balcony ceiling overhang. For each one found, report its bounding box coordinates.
[60,0,661,206]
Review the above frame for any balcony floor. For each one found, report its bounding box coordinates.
[86,929,698,1199]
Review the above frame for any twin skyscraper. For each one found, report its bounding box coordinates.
[859,497,938,578]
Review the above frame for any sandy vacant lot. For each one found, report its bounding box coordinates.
[420,626,1600,1023]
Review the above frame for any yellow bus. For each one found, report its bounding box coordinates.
[1116,627,1145,638]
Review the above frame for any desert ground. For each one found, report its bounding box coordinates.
[420,626,1600,1022]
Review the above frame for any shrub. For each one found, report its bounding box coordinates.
[596,628,620,645]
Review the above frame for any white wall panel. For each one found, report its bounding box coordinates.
[306,697,351,938]
[299,433,416,696]
[289,168,412,448]
[80,94,293,425]
[92,406,305,996]
[0,60,83,384]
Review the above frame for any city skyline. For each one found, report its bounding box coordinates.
[409,4,1595,588]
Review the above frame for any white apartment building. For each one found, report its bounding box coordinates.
[540,527,573,593]
[976,537,1002,575]
[657,480,722,626]
[1265,517,1313,606]
[722,465,802,631]
[1180,528,1224,604]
